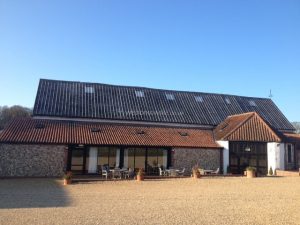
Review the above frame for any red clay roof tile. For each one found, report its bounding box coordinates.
[0,118,221,149]
[213,112,282,142]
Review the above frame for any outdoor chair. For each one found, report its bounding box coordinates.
[159,167,167,176]
[124,168,134,179]
[101,169,110,179]
[211,168,220,175]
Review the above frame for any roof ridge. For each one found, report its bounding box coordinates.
[227,112,256,118]
[39,78,271,100]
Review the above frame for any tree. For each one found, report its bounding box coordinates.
[291,122,300,134]
[0,105,32,130]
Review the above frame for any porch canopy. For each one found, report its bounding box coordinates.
[0,118,221,149]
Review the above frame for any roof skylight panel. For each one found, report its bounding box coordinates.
[165,93,175,100]
[195,96,204,102]
[135,90,144,98]
[225,97,231,104]
[85,86,94,94]
[249,100,257,107]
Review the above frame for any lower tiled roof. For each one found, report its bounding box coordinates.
[214,112,282,142]
[283,133,300,143]
[0,118,221,149]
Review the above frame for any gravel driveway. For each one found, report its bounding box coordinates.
[0,177,299,225]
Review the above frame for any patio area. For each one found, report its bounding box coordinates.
[0,177,300,225]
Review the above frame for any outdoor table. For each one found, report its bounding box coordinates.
[109,169,122,179]
[203,169,214,175]
[166,169,180,176]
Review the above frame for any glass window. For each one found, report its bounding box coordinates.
[258,158,267,167]
[97,147,118,168]
[127,148,135,169]
[135,148,146,169]
[71,148,84,173]
[109,148,117,168]
[98,147,109,166]
[287,144,293,163]
[230,157,238,166]
[159,149,168,169]
[147,148,158,168]
[124,148,168,172]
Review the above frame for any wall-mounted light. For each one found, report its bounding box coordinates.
[245,147,251,152]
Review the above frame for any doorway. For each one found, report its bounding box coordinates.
[229,142,267,175]
[71,146,85,174]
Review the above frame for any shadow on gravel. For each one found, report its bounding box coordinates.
[0,179,71,209]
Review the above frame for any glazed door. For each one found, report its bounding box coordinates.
[71,148,85,174]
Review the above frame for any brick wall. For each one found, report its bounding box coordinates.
[172,148,221,174]
[0,144,66,177]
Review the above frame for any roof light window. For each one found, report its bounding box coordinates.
[91,127,101,133]
[195,96,204,102]
[136,130,146,135]
[179,132,189,137]
[249,100,257,107]
[35,123,45,129]
[85,86,94,94]
[135,90,144,98]
[225,98,231,104]
[166,93,175,100]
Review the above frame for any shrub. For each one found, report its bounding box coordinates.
[192,165,201,177]
[246,166,256,172]
[269,167,274,176]
[63,171,72,180]
[137,168,144,176]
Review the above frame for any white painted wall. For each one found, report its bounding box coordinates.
[267,142,285,172]
[217,141,229,174]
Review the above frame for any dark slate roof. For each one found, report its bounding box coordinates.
[33,79,295,131]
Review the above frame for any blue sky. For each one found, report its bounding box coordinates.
[0,0,299,121]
